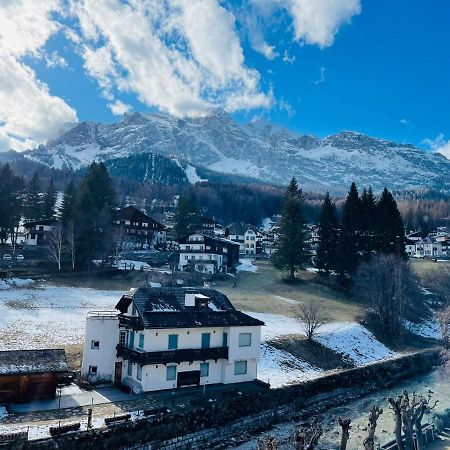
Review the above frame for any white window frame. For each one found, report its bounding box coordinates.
[234,360,247,375]
[91,340,100,349]
[89,365,98,375]
[166,365,177,381]
[239,333,251,347]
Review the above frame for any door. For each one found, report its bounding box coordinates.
[114,362,123,384]
[201,333,211,349]
[177,370,200,388]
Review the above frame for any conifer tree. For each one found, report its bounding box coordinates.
[73,162,116,270]
[360,187,377,255]
[376,188,406,256]
[24,172,43,221]
[336,182,362,278]
[316,191,339,274]
[60,180,77,223]
[174,195,201,239]
[0,164,23,244]
[272,177,310,281]
[42,179,57,219]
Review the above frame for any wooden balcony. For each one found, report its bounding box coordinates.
[116,344,228,365]
[118,315,144,330]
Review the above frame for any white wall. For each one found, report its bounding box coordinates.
[81,313,120,383]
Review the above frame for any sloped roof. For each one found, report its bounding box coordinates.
[116,287,264,329]
[0,349,68,375]
[114,206,165,229]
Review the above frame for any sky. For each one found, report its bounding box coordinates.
[0,0,449,159]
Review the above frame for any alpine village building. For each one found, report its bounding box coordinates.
[81,287,264,392]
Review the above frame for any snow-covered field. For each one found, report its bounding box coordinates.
[246,312,396,387]
[0,279,121,350]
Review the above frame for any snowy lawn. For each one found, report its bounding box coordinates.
[236,259,258,273]
[405,318,442,340]
[0,280,122,350]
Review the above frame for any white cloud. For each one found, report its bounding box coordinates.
[282,50,296,64]
[400,118,410,125]
[422,133,450,160]
[46,51,68,69]
[313,66,326,85]
[108,100,132,116]
[71,0,272,117]
[0,0,77,151]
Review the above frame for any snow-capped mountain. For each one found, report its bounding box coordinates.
[23,111,450,193]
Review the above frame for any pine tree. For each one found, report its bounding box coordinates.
[0,164,23,244]
[42,179,57,219]
[316,191,339,274]
[272,177,310,281]
[174,195,201,239]
[336,182,362,278]
[24,172,43,221]
[73,162,116,270]
[60,180,77,223]
[376,188,406,256]
[360,187,377,255]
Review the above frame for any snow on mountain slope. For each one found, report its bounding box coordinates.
[23,111,450,193]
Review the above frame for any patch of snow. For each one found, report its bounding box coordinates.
[406,318,442,340]
[273,296,297,305]
[258,344,322,387]
[115,259,151,271]
[306,267,320,273]
[244,312,302,341]
[315,322,395,365]
[149,282,162,288]
[0,407,7,419]
[0,278,34,290]
[236,259,258,273]
[185,165,207,184]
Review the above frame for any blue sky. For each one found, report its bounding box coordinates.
[1,0,449,157]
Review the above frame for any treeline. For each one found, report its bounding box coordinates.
[316,182,405,279]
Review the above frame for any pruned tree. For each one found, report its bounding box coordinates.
[112,225,127,265]
[388,395,405,450]
[256,435,278,450]
[363,406,383,450]
[296,300,327,340]
[291,421,322,450]
[48,222,64,271]
[338,417,351,450]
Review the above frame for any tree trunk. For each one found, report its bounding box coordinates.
[388,398,405,450]
[414,419,423,450]
[402,420,415,450]
[363,406,383,450]
[338,417,351,450]
[290,266,295,280]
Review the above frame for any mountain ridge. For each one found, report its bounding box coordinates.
[19,111,450,194]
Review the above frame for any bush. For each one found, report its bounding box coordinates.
[49,422,81,436]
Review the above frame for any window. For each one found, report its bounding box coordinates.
[166,365,176,380]
[132,303,136,315]
[200,362,209,378]
[222,332,228,347]
[89,365,98,375]
[234,360,247,375]
[39,226,44,231]
[239,333,251,347]
[119,331,126,346]
[201,333,211,349]
[91,340,100,350]
[168,334,178,350]
[137,365,142,381]
[138,334,145,349]
[127,362,133,376]
[129,331,135,348]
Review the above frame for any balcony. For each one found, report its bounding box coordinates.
[118,315,144,330]
[116,344,228,365]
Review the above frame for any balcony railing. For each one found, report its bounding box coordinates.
[116,344,228,365]
[118,315,144,330]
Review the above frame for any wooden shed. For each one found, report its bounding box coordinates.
[0,349,69,403]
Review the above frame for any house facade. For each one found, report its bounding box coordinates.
[176,233,240,273]
[81,288,264,392]
[114,206,166,249]
[23,219,58,246]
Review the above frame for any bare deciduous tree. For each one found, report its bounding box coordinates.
[353,254,422,339]
[363,406,383,450]
[48,222,64,271]
[338,417,351,450]
[291,422,322,450]
[66,222,76,270]
[257,435,278,450]
[388,395,405,450]
[296,300,327,340]
[112,225,127,266]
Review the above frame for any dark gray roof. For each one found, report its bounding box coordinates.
[0,349,68,375]
[116,287,264,329]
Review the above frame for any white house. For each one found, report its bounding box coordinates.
[81,287,264,392]
[22,219,58,247]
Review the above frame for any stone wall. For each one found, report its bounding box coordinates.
[18,348,441,450]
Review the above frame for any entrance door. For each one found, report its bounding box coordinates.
[177,370,200,388]
[114,362,123,385]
